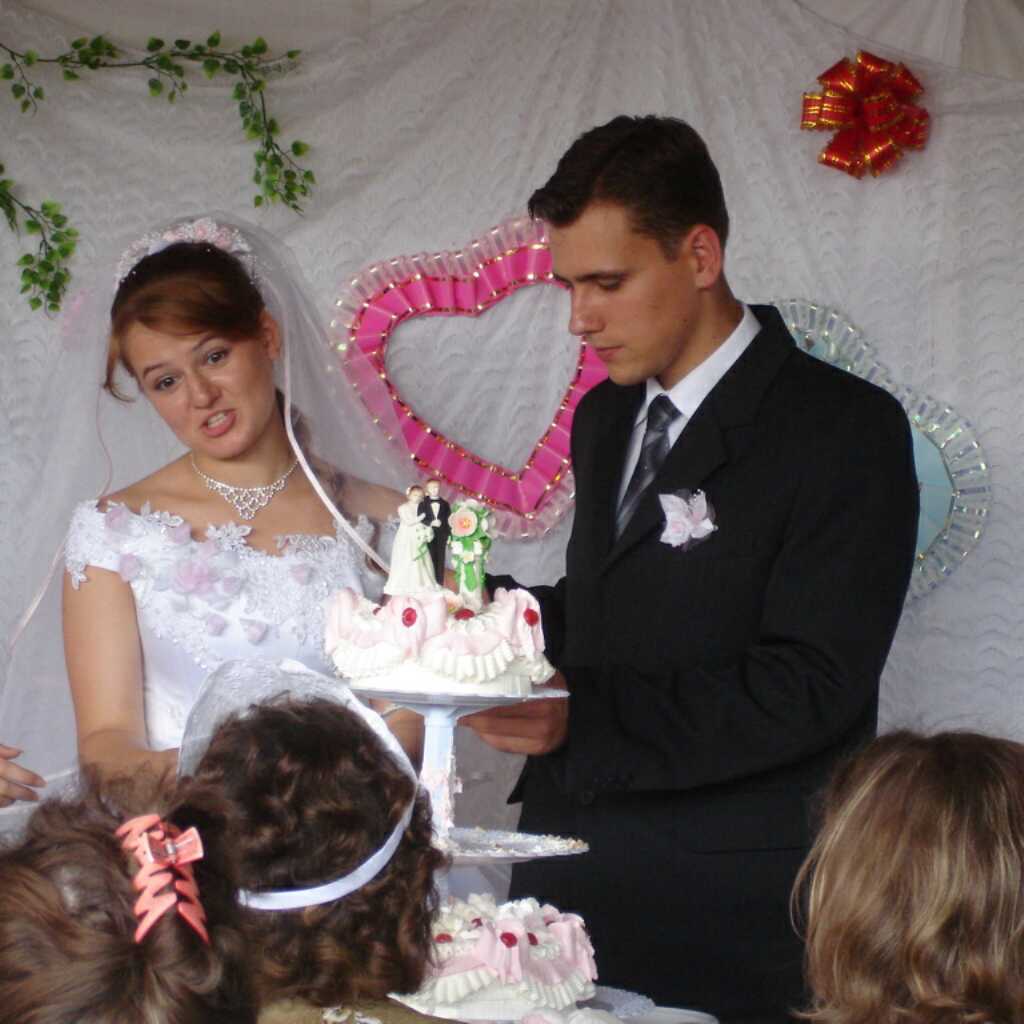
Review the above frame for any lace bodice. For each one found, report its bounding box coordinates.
[65,500,385,750]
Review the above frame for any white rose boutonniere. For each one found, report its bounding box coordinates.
[659,489,717,550]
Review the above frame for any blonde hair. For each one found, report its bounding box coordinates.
[794,730,1024,1024]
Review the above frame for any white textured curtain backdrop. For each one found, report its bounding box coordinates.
[2,0,1023,832]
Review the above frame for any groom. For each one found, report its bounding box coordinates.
[467,116,919,1021]
[418,477,451,584]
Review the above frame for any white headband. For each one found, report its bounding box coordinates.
[177,659,421,912]
[238,799,415,911]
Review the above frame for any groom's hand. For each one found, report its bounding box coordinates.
[461,673,569,755]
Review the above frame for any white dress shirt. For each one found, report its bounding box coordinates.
[617,304,761,508]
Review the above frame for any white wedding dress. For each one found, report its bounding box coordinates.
[65,500,385,751]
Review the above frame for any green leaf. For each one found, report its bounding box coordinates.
[146,37,165,52]
[28,297,42,311]
[286,49,301,59]
[71,37,88,49]
[148,78,163,96]
[20,98,30,113]
[251,37,268,55]
[172,63,185,77]
[17,254,34,266]
[253,170,262,184]
[240,45,253,59]
[24,50,38,66]
[40,200,59,216]
[253,194,263,207]
[12,83,25,98]
[232,82,246,101]
[0,65,13,80]
[266,117,279,135]
[174,39,191,50]
[250,77,265,92]
[52,213,68,227]
[32,86,44,100]
[24,219,40,234]
[62,69,80,81]
[223,59,239,74]
[156,54,173,70]
[207,31,222,48]
[290,140,309,157]
[303,169,315,183]
[202,58,220,78]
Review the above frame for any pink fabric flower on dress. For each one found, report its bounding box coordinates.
[172,556,220,596]
[118,553,142,582]
[168,522,192,545]
[104,504,133,534]
[205,613,227,636]
[659,490,716,549]
[290,564,313,585]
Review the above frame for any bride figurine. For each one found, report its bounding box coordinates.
[383,484,443,596]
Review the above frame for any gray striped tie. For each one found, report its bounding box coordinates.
[616,394,682,538]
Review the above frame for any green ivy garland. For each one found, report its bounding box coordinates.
[0,31,314,314]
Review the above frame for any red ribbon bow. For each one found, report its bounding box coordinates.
[801,50,930,178]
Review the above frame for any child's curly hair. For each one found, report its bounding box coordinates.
[193,697,446,1007]
[0,769,255,1024]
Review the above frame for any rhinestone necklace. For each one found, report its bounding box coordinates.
[190,454,299,521]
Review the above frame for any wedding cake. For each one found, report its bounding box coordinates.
[324,494,554,697]
[395,894,606,1024]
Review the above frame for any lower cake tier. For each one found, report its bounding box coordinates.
[394,894,601,1023]
[325,586,555,698]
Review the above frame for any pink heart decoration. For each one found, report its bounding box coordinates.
[329,217,607,530]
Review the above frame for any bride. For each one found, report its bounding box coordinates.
[1,215,417,810]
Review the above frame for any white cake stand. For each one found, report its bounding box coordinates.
[349,685,588,865]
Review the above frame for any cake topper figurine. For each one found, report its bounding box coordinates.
[418,478,452,585]
[383,484,442,597]
[448,499,492,611]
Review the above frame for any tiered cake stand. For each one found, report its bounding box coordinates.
[350,685,588,865]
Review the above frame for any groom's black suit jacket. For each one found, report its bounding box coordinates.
[492,306,919,1022]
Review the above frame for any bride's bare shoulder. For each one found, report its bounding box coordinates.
[98,457,191,513]
[338,476,403,522]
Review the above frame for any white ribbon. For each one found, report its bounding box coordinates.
[238,798,415,911]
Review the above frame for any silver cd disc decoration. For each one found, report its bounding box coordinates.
[773,299,991,601]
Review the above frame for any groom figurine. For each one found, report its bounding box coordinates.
[418,477,451,584]
[466,116,919,1022]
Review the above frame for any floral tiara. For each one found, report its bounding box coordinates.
[114,216,254,287]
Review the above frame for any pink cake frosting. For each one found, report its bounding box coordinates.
[324,586,554,696]
[395,894,599,1021]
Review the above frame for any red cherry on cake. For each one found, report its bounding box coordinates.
[499,932,518,947]
[401,608,418,627]
[523,608,540,626]
[527,932,539,946]
[435,933,453,943]
[454,608,475,621]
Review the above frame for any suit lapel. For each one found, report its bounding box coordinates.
[581,383,644,560]
[599,305,795,572]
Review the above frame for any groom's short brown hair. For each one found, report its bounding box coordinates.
[528,114,729,255]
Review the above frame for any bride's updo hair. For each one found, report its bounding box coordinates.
[0,770,255,1024]
[192,697,446,1008]
[106,241,265,401]
[794,730,1024,1024]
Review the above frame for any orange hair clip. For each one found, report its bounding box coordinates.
[116,813,210,944]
